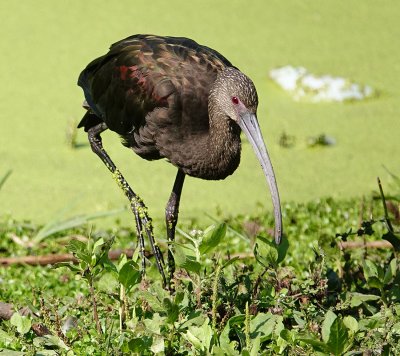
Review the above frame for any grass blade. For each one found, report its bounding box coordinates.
[377,177,394,233]
[33,208,124,244]
[0,170,12,191]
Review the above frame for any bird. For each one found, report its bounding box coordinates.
[77,34,283,287]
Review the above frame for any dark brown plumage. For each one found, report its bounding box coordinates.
[77,34,282,287]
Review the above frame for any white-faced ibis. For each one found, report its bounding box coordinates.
[77,34,282,286]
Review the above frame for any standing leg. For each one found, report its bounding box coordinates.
[165,169,185,285]
[87,122,166,287]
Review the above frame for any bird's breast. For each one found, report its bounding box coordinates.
[165,120,242,181]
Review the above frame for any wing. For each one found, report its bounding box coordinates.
[77,34,233,158]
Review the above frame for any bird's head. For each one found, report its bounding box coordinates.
[210,67,283,244]
[210,67,258,122]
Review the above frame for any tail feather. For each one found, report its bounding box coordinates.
[77,110,103,132]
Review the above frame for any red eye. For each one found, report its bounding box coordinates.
[232,96,239,105]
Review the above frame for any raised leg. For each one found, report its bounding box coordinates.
[165,169,185,284]
[87,122,166,287]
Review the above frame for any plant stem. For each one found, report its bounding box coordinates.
[119,284,126,331]
[211,265,221,332]
[89,276,102,334]
[245,301,251,351]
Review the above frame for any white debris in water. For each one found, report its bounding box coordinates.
[269,66,375,102]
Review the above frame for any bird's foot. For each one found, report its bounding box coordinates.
[130,197,167,288]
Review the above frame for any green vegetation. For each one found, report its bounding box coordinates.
[1,1,400,224]
[1,1,400,354]
[1,179,399,354]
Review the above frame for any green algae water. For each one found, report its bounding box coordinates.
[1,0,399,225]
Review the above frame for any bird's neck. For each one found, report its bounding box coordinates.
[207,114,241,179]
[172,69,242,180]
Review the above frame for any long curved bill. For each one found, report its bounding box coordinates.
[238,112,283,244]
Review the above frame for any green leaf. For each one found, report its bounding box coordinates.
[174,291,185,305]
[326,317,349,355]
[150,335,164,354]
[92,236,115,268]
[280,329,294,344]
[363,259,378,278]
[388,285,400,303]
[117,253,128,271]
[118,260,141,291]
[250,313,283,341]
[0,350,26,356]
[174,245,201,274]
[53,262,82,273]
[181,256,202,274]
[358,316,380,331]
[392,322,400,335]
[383,258,397,285]
[343,316,358,334]
[40,335,69,350]
[212,345,240,356]
[144,313,163,334]
[163,298,180,324]
[32,350,58,356]
[347,292,380,307]
[363,260,384,289]
[66,239,91,265]
[219,315,245,353]
[254,236,278,267]
[254,234,288,265]
[220,256,240,270]
[10,312,31,335]
[249,336,261,356]
[136,291,164,313]
[184,318,213,351]
[199,223,227,254]
[297,335,330,353]
[276,235,289,263]
[178,311,204,330]
[127,336,152,353]
[293,311,306,328]
[321,310,337,343]
[97,272,118,292]
[0,329,15,345]
[67,239,87,253]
